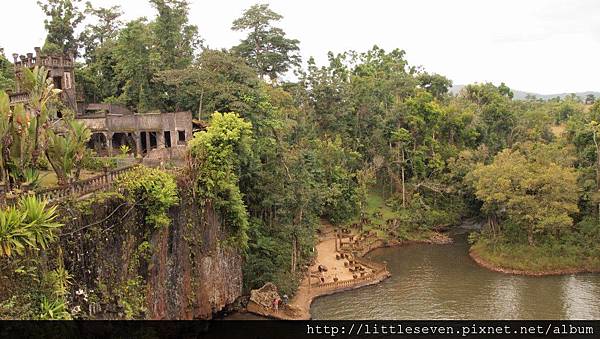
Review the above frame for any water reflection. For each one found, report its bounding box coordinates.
[563,275,600,319]
[311,234,600,320]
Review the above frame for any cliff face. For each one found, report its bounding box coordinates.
[59,188,242,319]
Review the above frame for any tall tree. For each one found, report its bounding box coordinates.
[79,2,123,61]
[113,19,154,112]
[232,4,300,81]
[150,0,200,70]
[417,72,452,100]
[37,0,84,54]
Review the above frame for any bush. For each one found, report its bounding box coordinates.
[0,196,61,257]
[115,166,178,228]
[82,153,118,171]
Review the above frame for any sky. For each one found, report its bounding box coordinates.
[1,0,600,94]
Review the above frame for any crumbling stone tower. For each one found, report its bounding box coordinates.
[11,47,77,111]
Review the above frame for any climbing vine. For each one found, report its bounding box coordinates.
[189,112,254,249]
[115,166,178,228]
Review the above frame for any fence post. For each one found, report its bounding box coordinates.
[103,166,110,186]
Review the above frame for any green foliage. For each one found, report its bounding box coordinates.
[243,219,303,296]
[0,66,62,189]
[113,19,155,112]
[45,119,92,185]
[77,0,199,111]
[417,72,452,100]
[232,4,300,81]
[471,236,600,272]
[119,144,131,155]
[79,3,123,61]
[0,54,15,91]
[81,154,117,171]
[462,82,516,152]
[116,276,147,319]
[469,148,579,244]
[39,296,71,320]
[115,166,178,228]
[23,168,41,189]
[150,0,200,70]
[37,0,84,54]
[315,137,361,224]
[0,196,61,257]
[189,112,253,248]
[155,49,260,118]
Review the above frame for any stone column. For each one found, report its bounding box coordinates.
[106,132,113,156]
[134,132,142,157]
[157,130,165,149]
[145,132,151,151]
[185,128,192,143]
[168,130,174,148]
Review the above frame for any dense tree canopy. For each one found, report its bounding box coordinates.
[1,0,598,310]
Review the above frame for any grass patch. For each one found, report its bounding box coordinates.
[471,238,600,273]
[350,189,440,243]
[38,170,102,188]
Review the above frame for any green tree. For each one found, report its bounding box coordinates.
[37,0,84,54]
[0,54,14,91]
[0,67,61,188]
[150,0,200,70]
[0,196,61,257]
[232,4,300,81]
[155,49,259,118]
[586,94,596,105]
[391,128,411,208]
[113,19,155,112]
[45,119,91,185]
[417,72,452,100]
[470,149,579,245]
[79,2,123,61]
[462,82,515,152]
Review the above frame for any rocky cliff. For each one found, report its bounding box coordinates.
[59,184,242,319]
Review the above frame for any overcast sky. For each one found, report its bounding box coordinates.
[1,0,599,94]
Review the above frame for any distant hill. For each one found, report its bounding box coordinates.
[450,85,600,101]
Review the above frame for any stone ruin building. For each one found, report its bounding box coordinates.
[6,48,193,159]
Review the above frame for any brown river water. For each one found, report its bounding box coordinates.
[310,230,600,320]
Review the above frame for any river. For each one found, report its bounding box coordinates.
[311,229,600,320]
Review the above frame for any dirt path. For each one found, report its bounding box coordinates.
[276,221,389,319]
[285,224,339,319]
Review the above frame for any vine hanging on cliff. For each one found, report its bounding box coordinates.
[114,166,179,229]
[188,112,254,250]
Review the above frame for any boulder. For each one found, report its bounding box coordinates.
[249,282,280,308]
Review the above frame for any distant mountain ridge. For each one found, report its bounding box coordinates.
[450,85,600,101]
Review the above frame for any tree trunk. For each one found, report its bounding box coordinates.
[198,88,204,120]
[401,147,406,208]
[593,132,600,220]
[527,229,534,246]
[291,235,297,274]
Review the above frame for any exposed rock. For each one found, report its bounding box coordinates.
[58,185,242,320]
[249,282,280,308]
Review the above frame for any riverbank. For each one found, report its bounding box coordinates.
[311,231,600,320]
[246,223,451,320]
[469,240,600,276]
[246,225,391,320]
